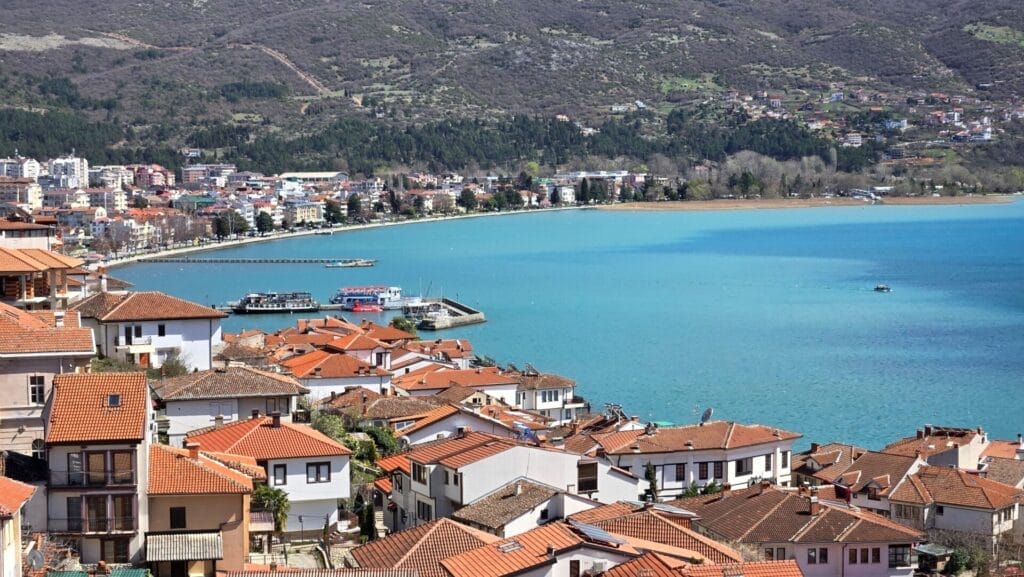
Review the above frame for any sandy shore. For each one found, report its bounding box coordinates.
[597,195,1015,212]
[101,205,581,269]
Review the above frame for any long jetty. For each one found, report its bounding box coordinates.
[139,257,364,264]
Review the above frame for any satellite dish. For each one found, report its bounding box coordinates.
[27,549,44,570]
[700,407,714,424]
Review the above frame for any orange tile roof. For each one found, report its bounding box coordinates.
[983,439,1023,460]
[393,404,460,435]
[0,247,81,273]
[0,476,36,519]
[684,560,804,577]
[350,518,499,577]
[186,416,351,460]
[792,443,868,484]
[440,522,586,577]
[882,426,983,459]
[202,451,267,480]
[393,367,520,392]
[152,366,308,400]
[373,477,392,494]
[892,466,1023,510]
[836,451,920,496]
[602,552,685,577]
[592,421,801,454]
[323,332,389,352]
[0,303,94,355]
[47,372,149,444]
[375,431,508,474]
[281,349,389,378]
[72,291,227,321]
[586,508,742,563]
[148,444,253,495]
[436,438,516,469]
[360,321,416,342]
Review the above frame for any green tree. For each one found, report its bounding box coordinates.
[311,410,347,441]
[701,480,722,495]
[645,462,658,501]
[390,316,418,336]
[578,179,590,204]
[132,195,149,209]
[413,194,426,214]
[550,187,561,205]
[458,189,478,210]
[148,350,189,379]
[347,195,362,221]
[252,484,290,533]
[324,199,344,224]
[364,426,401,456]
[214,210,248,238]
[255,212,274,235]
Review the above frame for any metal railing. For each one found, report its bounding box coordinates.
[48,516,136,533]
[116,335,152,347]
[50,469,136,487]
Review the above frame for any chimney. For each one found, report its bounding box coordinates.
[916,429,924,440]
[924,424,933,436]
[271,411,281,428]
[808,496,821,516]
[186,441,200,460]
[252,409,261,419]
[313,366,322,376]
[99,274,108,293]
[810,442,820,453]
[330,391,336,401]
[515,481,523,496]
[545,544,556,558]
[759,479,772,495]
[54,310,65,327]
[214,415,224,428]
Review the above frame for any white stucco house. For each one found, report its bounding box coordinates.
[150,366,309,445]
[72,291,227,371]
[279,349,392,399]
[187,413,352,533]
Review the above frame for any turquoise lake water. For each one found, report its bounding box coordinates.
[116,202,1024,449]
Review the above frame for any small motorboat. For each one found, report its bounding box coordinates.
[874,284,892,293]
[351,302,383,312]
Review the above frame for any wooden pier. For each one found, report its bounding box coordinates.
[140,257,368,264]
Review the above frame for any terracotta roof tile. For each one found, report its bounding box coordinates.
[435,439,515,469]
[792,443,868,484]
[359,321,415,342]
[47,372,149,444]
[837,451,920,495]
[0,247,81,273]
[393,367,519,393]
[186,416,351,460]
[148,444,253,495]
[892,466,1023,510]
[153,367,307,400]
[511,371,575,391]
[982,439,1024,460]
[602,552,685,577]
[281,349,389,378]
[0,476,36,519]
[350,518,499,577]
[394,404,460,436]
[440,522,584,577]
[586,508,742,563]
[72,291,226,321]
[453,480,558,531]
[882,426,983,459]
[375,431,508,475]
[684,560,805,577]
[0,303,94,355]
[983,457,1024,488]
[323,332,389,352]
[593,421,800,455]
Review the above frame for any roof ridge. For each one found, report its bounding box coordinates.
[738,492,790,541]
[724,422,735,449]
[393,518,443,567]
[652,511,743,561]
[155,444,252,493]
[834,515,862,542]
[790,504,832,542]
[99,291,135,321]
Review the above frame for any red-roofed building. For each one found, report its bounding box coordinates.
[0,476,36,577]
[0,301,95,453]
[187,414,351,533]
[146,443,254,576]
[72,291,226,371]
[392,367,521,405]
[279,348,392,399]
[44,372,153,564]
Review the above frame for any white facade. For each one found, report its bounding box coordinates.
[298,375,391,401]
[266,455,350,533]
[488,492,598,538]
[516,386,586,425]
[48,157,89,189]
[607,440,798,498]
[86,317,223,371]
[514,547,633,577]
[397,412,518,446]
[163,396,295,445]
[781,542,917,577]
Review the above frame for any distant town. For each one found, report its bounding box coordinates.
[0,224,1022,577]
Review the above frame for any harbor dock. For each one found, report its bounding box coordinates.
[417,298,486,330]
[140,257,372,264]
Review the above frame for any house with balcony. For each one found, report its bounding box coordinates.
[150,367,309,445]
[888,466,1021,550]
[830,451,926,517]
[72,291,227,370]
[577,421,801,499]
[0,476,36,577]
[882,425,990,469]
[673,483,926,577]
[0,302,94,454]
[278,348,392,399]
[509,368,586,425]
[146,442,254,577]
[186,413,351,533]
[0,247,81,310]
[44,372,152,564]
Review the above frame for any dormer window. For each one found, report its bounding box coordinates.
[108,394,121,407]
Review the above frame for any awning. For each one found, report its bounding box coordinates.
[249,511,275,533]
[146,531,223,561]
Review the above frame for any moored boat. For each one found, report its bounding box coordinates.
[231,291,320,314]
[330,286,404,309]
[325,259,376,268]
[874,284,892,293]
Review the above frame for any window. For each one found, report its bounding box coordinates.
[894,504,920,520]
[67,497,82,531]
[107,394,121,408]
[765,453,772,470]
[112,496,133,530]
[539,508,549,521]
[170,507,187,529]
[766,548,775,561]
[675,463,685,481]
[781,451,789,468]
[68,453,83,485]
[888,545,914,568]
[936,505,944,516]
[306,462,330,483]
[569,560,580,577]
[698,462,709,480]
[444,471,450,485]
[577,462,598,492]
[273,464,287,486]
[776,548,785,560]
[735,457,753,476]
[29,375,45,404]
[819,548,828,563]
[807,548,817,564]
[31,439,45,461]
[714,461,724,479]
[133,325,142,338]
[872,548,880,564]
[86,452,106,485]
[867,487,880,501]
[861,548,869,564]
[158,324,166,337]
[266,398,287,415]
[412,463,427,484]
[112,451,133,484]
[540,389,560,403]
[849,549,857,564]
[86,495,108,532]
[416,501,433,521]
[454,473,459,486]
[100,539,129,563]
[375,352,385,367]
[515,392,526,406]
[170,561,187,577]
[124,326,132,345]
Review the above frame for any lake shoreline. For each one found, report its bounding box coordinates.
[596,195,1015,212]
